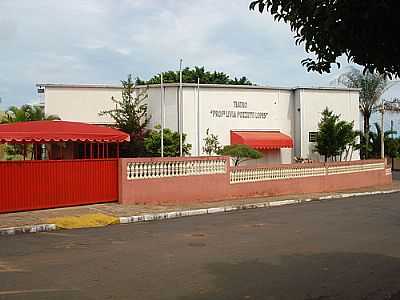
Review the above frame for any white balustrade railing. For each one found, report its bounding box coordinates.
[127,159,385,182]
[326,162,384,175]
[127,158,227,180]
[230,166,326,184]
[230,162,385,184]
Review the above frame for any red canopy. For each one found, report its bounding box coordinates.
[0,120,130,143]
[231,131,293,150]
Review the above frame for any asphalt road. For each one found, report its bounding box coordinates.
[2,193,400,300]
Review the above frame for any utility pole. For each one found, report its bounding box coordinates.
[391,119,394,167]
[197,77,200,156]
[160,73,164,157]
[179,58,183,157]
[380,98,385,160]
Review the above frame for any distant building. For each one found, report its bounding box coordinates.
[37,83,360,163]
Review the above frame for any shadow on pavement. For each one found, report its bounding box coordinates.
[180,252,400,300]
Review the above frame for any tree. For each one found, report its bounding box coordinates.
[0,144,4,160]
[385,138,400,161]
[367,123,399,159]
[250,0,400,78]
[1,104,59,123]
[136,66,253,85]
[337,68,390,158]
[99,74,151,157]
[202,129,222,156]
[27,105,60,122]
[144,125,191,157]
[337,121,359,162]
[315,108,357,162]
[0,105,60,160]
[218,144,262,166]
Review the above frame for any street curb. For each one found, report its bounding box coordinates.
[1,189,400,236]
[118,188,400,225]
[0,224,57,236]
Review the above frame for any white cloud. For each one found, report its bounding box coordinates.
[0,0,375,108]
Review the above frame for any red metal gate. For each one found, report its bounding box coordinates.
[0,159,118,213]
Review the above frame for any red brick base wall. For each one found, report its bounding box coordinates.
[228,170,391,200]
[119,158,392,205]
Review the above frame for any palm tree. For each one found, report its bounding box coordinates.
[0,105,59,123]
[369,123,398,159]
[0,105,60,160]
[358,123,399,159]
[1,105,29,123]
[338,68,391,159]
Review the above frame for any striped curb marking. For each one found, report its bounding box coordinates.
[2,189,400,236]
[0,224,57,236]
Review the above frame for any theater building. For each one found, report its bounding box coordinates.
[38,83,360,164]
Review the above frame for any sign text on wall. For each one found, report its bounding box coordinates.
[210,101,269,119]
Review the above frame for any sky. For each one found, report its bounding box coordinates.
[0,0,399,108]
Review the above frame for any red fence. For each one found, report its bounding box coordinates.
[0,159,118,213]
[0,157,393,213]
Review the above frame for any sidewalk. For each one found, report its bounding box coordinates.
[1,180,400,232]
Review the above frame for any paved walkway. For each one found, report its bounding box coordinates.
[1,179,399,229]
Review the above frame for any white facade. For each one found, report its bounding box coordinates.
[39,83,360,163]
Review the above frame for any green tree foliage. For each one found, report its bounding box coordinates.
[218,144,262,166]
[315,108,357,162]
[338,68,390,159]
[144,125,191,157]
[100,74,151,157]
[136,66,253,85]
[0,105,59,123]
[202,128,222,156]
[0,105,60,160]
[250,1,400,78]
[0,144,5,160]
[361,123,400,159]
[0,111,5,159]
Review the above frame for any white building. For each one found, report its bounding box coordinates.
[38,83,360,164]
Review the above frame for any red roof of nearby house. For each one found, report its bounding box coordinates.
[0,120,130,143]
[231,131,293,150]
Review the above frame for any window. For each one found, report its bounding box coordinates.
[309,132,318,143]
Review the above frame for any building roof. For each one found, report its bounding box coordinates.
[0,120,130,143]
[36,82,360,92]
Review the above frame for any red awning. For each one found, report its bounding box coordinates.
[0,120,130,143]
[231,131,293,150]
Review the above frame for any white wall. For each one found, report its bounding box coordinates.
[147,86,179,132]
[178,86,294,163]
[45,87,122,124]
[43,84,360,163]
[299,89,360,161]
[293,89,302,158]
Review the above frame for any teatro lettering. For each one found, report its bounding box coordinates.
[210,101,269,119]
